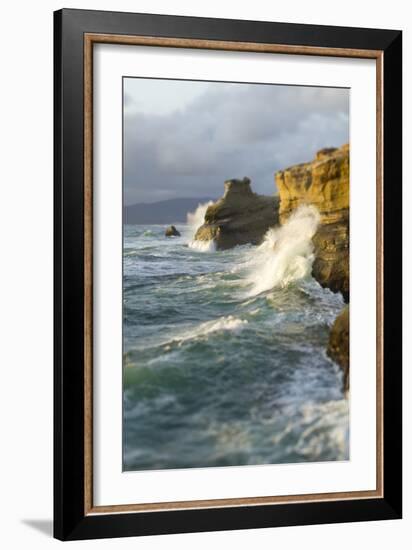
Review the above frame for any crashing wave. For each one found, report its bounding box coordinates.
[245,205,320,296]
[187,201,213,237]
[186,201,214,250]
[188,239,216,252]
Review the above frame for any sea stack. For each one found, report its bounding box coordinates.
[276,144,349,301]
[165,225,181,237]
[194,177,279,250]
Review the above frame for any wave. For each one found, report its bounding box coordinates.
[125,316,249,362]
[186,201,215,250]
[187,201,214,237]
[188,239,216,252]
[280,399,349,461]
[173,315,248,346]
[150,316,248,353]
[244,205,320,296]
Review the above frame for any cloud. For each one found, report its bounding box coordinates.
[124,81,349,204]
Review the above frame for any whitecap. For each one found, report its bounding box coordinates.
[174,315,248,346]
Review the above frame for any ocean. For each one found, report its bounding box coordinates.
[123,204,349,471]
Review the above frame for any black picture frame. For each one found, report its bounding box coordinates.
[54,8,402,541]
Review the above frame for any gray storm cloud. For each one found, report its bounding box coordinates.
[124,80,349,205]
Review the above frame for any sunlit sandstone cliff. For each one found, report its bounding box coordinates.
[194,177,279,250]
[276,144,349,302]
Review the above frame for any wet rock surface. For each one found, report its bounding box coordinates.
[327,305,350,392]
[165,225,181,237]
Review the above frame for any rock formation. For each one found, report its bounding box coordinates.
[276,144,349,301]
[194,177,279,250]
[327,306,349,392]
[165,225,181,237]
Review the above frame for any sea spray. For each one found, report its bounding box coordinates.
[245,205,320,296]
[187,201,216,251]
[188,239,217,252]
[187,201,214,239]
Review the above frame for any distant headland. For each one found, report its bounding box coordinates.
[124,197,216,225]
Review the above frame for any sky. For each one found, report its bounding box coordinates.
[123,78,349,205]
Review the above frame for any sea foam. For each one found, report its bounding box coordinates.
[245,205,320,296]
[188,239,216,252]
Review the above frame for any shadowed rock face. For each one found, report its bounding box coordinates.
[194,178,279,250]
[327,306,349,392]
[276,144,349,301]
[165,225,181,237]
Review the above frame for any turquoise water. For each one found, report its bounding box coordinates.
[123,223,349,471]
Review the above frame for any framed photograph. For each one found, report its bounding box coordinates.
[54,8,402,541]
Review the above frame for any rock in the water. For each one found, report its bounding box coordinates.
[276,144,349,301]
[194,177,279,250]
[165,225,181,237]
[327,306,350,392]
